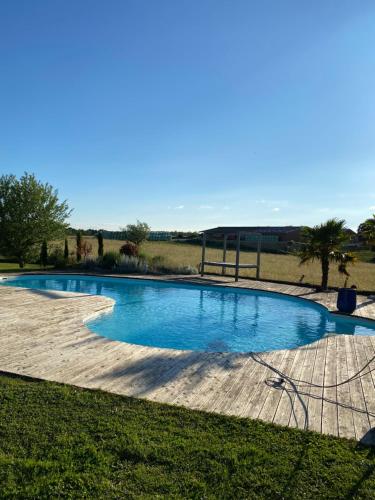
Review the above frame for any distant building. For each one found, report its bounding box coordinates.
[148,231,172,241]
[203,226,301,240]
[201,226,303,251]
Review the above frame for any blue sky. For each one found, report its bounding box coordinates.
[1,1,375,231]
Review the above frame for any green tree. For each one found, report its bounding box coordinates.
[0,173,71,268]
[76,231,82,262]
[123,221,150,246]
[40,240,48,268]
[298,218,355,290]
[97,231,104,257]
[358,214,375,249]
[64,238,69,260]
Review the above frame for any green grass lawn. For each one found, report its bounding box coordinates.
[0,373,374,498]
[0,261,52,274]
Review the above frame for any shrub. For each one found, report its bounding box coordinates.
[160,264,198,275]
[138,250,148,261]
[81,241,93,259]
[100,251,120,270]
[120,241,139,257]
[148,255,166,272]
[47,246,66,269]
[175,265,198,275]
[116,255,148,274]
[81,258,99,271]
[147,254,197,275]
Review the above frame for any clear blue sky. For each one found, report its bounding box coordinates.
[1,1,375,231]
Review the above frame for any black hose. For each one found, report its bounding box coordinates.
[253,353,375,389]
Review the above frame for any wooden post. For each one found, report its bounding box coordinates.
[201,233,206,276]
[256,234,261,280]
[222,234,228,276]
[235,231,241,282]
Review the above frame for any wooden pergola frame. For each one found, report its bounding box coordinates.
[200,227,262,282]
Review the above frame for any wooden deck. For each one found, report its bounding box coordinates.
[0,274,374,444]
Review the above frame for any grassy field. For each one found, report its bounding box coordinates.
[62,236,375,291]
[0,261,52,274]
[2,237,374,291]
[0,372,374,498]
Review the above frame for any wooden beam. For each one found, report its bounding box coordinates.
[201,233,206,276]
[256,234,261,280]
[235,231,241,282]
[222,234,228,276]
[203,261,257,269]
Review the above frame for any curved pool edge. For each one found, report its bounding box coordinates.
[3,270,375,315]
[1,272,375,353]
[1,282,375,443]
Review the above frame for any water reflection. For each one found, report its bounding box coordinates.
[330,317,356,335]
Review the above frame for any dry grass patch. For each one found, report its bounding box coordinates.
[60,237,375,291]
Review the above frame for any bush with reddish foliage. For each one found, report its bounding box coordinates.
[119,241,139,257]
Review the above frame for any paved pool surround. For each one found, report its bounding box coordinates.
[1,273,374,444]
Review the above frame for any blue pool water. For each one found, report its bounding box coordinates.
[2,274,375,353]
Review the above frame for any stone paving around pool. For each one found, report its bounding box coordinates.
[0,274,374,444]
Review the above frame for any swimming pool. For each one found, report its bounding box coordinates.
[2,274,375,352]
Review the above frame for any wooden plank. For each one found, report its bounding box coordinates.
[336,336,355,440]
[345,335,370,441]
[240,350,288,419]
[141,350,208,403]
[272,346,306,428]
[171,353,240,410]
[352,335,375,431]
[306,337,328,433]
[211,352,275,416]
[280,344,311,429]
[257,348,295,424]
[362,336,375,391]
[321,336,338,436]
[288,340,319,431]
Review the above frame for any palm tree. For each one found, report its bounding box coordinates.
[358,214,375,249]
[298,219,355,290]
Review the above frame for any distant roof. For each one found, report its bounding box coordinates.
[201,226,302,235]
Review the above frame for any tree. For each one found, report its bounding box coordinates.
[298,218,355,290]
[0,173,71,268]
[97,232,104,257]
[123,221,150,246]
[358,214,375,249]
[64,238,69,260]
[40,240,48,268]
[76,231,82,262]
[81,241,92,259]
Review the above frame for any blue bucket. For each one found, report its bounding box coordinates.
[337,288,357,314]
